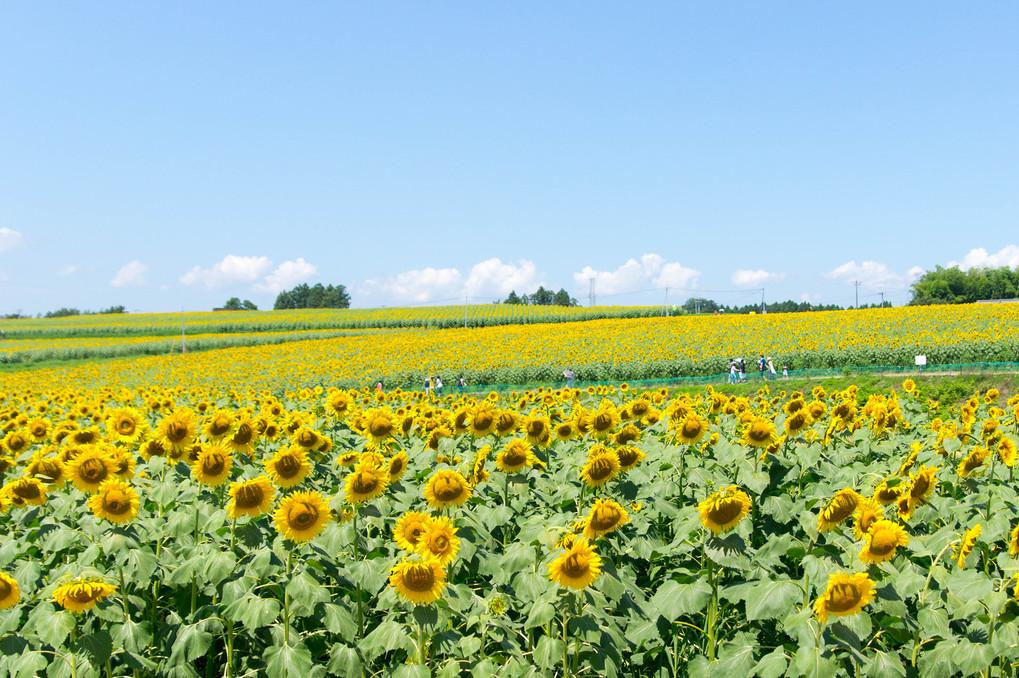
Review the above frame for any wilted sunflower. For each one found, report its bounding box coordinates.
[389,557,447,605]
[548,537,602,590]
[615,445,647,471]
[156,409,197,454]
[105,407,148,445]
[997,437,1018,467]
[813,572,875,624]
[2,478,47,507]
[698,486,751,534]
[264,447,311,489]
[344,463,389,504]
[583,498,630,540]
[907,465,939,509]
[496,439,535,473]
[26,456,66,486]
[226,476,275,519]
[954,524,982,569]
[872,478,904,506]
[857,520,908,564]
[580,449,621,489]
[851,498,884,540]
[273,490,331,543]
[89,478,140,525]
[66,446,115,493]
[192,446,233,486]
[956,447,989,478]
[0,573,20,609]
[741,417,778,448]
[387,451,409,482]
[415,516,460,565]
[393,511,432,552]
[53,578,118,613]
[818,489,863,532]
[423,469,471,510]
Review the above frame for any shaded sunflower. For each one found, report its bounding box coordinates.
[0,572,20,609]
[393,511,432,552]
[698,486,751,534]
[26,456,66,486]
[1010,523,1019,558]
[423,469,472,510]
[813,572,875,624]
[387,451,409,483]
[872,478,904,506]
[954,524,982,569]
[66,446,115,493]
[389,557,447,605]
[851,498,885,540]
[156,409,197,454]
[496,439,535,473]
[227,476,275,519]
[225,419,259,457]
[192,446,233,486]
[582,498,630,540]
[784,410,813,437]
[494,410,519,437]
[858,520,908,564]
[89,478,140,525]
[344,463,389,504]
[615,445,647,471]
[956,447,989,478]
[53,578,118,613]
[273,490,332,542]
[264,447,311,489]
[580,449,621,489]
[203,409,235,442]
[415,516,460,565]
[997,437,1018,467]
[741,417,777,448]
[2,478,47,507]
[548,537,602,590]
[907,465,939,509]
[818,489,863,532]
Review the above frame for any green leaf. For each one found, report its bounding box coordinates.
[325,644,361,678]
[30,605,75,648]
[789,646,838,678]
[6,651,47,678]
[705,533,751,570]
[224,594,281,630]
[112,618,152,654]
[348,559,387,594]
[752,647,787,678]
[917,639,958,678]
[525,601,555,630]
[121,650,159,672]
[741,580,800,621]
[391,666,430,678]
[946,569,993,602]
[169,622,214,666]
[202,550,237,587]
[865,651,906,678]
[952,639,993,676]
[917,608,950,640]
[286,571,330,616]
[714,632,756,675]
[358,620,414,663]
[322,603,357,638]
[264,641,314,678]
[651,579,712,621]
[533,636,565,669]
[75,631,113,668]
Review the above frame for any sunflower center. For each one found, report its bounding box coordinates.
[617,447,638,467]
[748,423,772,443]
[503,449,527,467]
[473,412,494,431]
[369,417,393,438]
[235,484,265,509]
[592,414,613,432]
[526,421,546,437]
[79,458,108,484]
[406,524,425,545]
[707,498,743,525]
[117,419,136,435]
[434,478,465,502]
[68,588,101,605]
[827,583,862,612]
[275,455,301,478]
[681,420,702,439]
[102,491,130,515]
[13,482,41,500]
[31,424,47,437]
[201,453,226,477]
[166,421,189,443]
[431,535,449,551]
[389,458,405,476]
[911,476,930,499]
[561,553,590,579]
[7,436,28,452]
[631,401,649,416]
[403,564,436,592]
[296,431,318,447]
[868,530,897,556]
[288,502,319,530]
[587,457,614,481]
[496,414,516,434]
[233,424,253,445]
[35,461,62,483]
[351,471,379,495]
[0,580,10,599]
[590,506,622,531]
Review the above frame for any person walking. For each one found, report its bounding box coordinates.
[457,374,465,395]
[758,354,766,378]
[435,376,443,397]
[767,358,777,380]
[563,368,575,388]
[738,358,746,383]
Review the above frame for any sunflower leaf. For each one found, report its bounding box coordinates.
[168,622,214,666]
[358,619,414,663]
[264,641,313,678]
[864,650,906,678]
[524,601,555,630]
[739,579,800,621]
[325,644,361,678]
[74,631,113,668]
[650,579,712,621]
[752,647,788,678]
[533,635,565,669]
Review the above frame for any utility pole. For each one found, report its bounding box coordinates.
[181,307,186,354]
[663,286,669,317]
[464,293,468,329]
[761,288,766,314]
[852,281,860,309]
[879,292,885,307]
[589,277,596,307]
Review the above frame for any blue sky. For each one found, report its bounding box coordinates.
[1,3,1017,315]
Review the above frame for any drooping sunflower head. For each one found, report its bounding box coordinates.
[273,490,331,543]
[496,439,535,473]
[344,463,389,504]
[88,478,140,525]
[858,520,909,564]
[956,447,989,478]
[548,537,602,590]
[387,451,409,482]
[415,515,461,566]
[580,449,621,489]
[192,446,233,486]
[0,572,20,610]
[389,556,447,605]
[227,476,275,520]
[818,489,863,532]
[264,447,311,489]
[954,524,982,569]
[908,465,939,508]
[423,469,472,510]
[583,498,630,540]
[997,437,1018,467]
[698,486,751,534]
[813,572,875,624]
[66,446,115,493]
[2,478,47,507]
[615,445,647,471]
[53,577,118,613]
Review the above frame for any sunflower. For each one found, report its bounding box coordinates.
[53,578,118,613]
[264,447,311,489]
[109,449,136,481]
[741,417,778,448]
[956,447,988,478]
[907,465,939,509]
[582,498,630,540]
[389,557,447,605]
[818,489,863,532]
[1011,523,1019,558]
[901,378,916,392]
[344,463,389,504]
[872,478,904,506]
[423,469,472,510]
[203,409,235,442]
[105,407,148,445]
[1,430,31,455]
[784,410,813,437]
[192,446,233,486]
[615,445,647,471]
[493,410,519,437]
[0,573,20,609]
[26,418,51,442]
[997,437,1018,467]
[521,413,551,446]
[850,498,885,540]
[2,478,47,507]
[588,403,620,439]
[954,525,982,569]
[674,414,707,445]
[273,490,332,543]
[138,439,167,462]
[393,511,432,552]
[387,451,409,482]
[813,572,875,624]
[554,421,576,441]
[496,439,535,473]
[156,409,197,453]
[66,446,115,493]
[857,519,908,564]
[580,449,621,489]
[89,478,140,525]
[224,419,259,457]
[467,403,497,438]
[548,538,602,590]
[227,476,275,519]
[415,516,460,566]
[336,451,360,468]
[26,456,65,486]
[698,486,751,534]
[290,426,322,451]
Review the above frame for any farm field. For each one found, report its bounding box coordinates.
[1,374,1018,677]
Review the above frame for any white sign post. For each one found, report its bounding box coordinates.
[914,355,926,373]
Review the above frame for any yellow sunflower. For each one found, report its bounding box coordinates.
[387,451,409,482]
[53,578,118,613]
[548,538,602,590]
[105,407,148,445]
[818,489,863,532]
[580,448,621,488]
[997,437,1018,467]
[290,426,322,451]
[521,413,552,446]
[192,446,233,486]
[415,516,460,566]
[25,456,66,486]
[393,511,432,552]
[814,572,875,624]
[203,409,236,442]
[954,525,982,569]
[872,478,904,506]
[1,430,31,455]
[496,439,536,473]
[956,447,989,478]
[389,557,447,605]
[467,403,497,438]
[89,478,140,525]
[1011,523,1019,558]
[851,498,885,540]
[26,418,51,442]
[273,490,332,543]
[674,414,707,445]
[225,419,259,457]
[66,446,115,493]
[493,410,519,437]
[226,476,275,519]
[264,447,311,489]
[907,465,939,509]
[741,417,778,448]
[423,469,472,510]
[344,463,389,504]
[698,486,751,534]
[858,520,908,564]
[582,498,630,540]
[2,478,47,507]
[588,403,620,440]
[784,410,813,436]
[615,445,647,471]
[0,573,20,609]
[156,409,197,454]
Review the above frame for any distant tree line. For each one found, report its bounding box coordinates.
[909,266,1019,305]
[219,298,258,311]
[501,286,578,306]
[14,305,129,319]
[680,297,884,315]
[274,283,351,310]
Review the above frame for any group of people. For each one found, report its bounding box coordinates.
[373,374,466,397]
[727,355,787,383]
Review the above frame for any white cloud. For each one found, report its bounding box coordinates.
[357,258,544,305]
[573,253,699,298]
[110,260,148,288]
[256,258,318,294]
[731,269,786,287]
[465,258,542,298]
[57,265,80,277]
[800,293,821,303]
[180,255,273,289]
[906,266,925,282]
[949,245,1019,271]
[824,260,909,289]
[0,228,23,254]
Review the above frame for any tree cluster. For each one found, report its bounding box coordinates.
[681,297,858,315]
[501,287,578,307]
[273,283,351,310]
[909,266,1019,305]
[37,305,127,319]
[220,298,258,311]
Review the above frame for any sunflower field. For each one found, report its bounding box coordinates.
[2,373,1019,677]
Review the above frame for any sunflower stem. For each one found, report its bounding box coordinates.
[561,594,571,677]
[353,507,364,639]
[117,563,129,621]
[283,547,293,646]
[229,518,236,554]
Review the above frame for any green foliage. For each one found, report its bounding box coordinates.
[274,283,351,310]
[910,265,1019,305]
[502,286,578,306]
